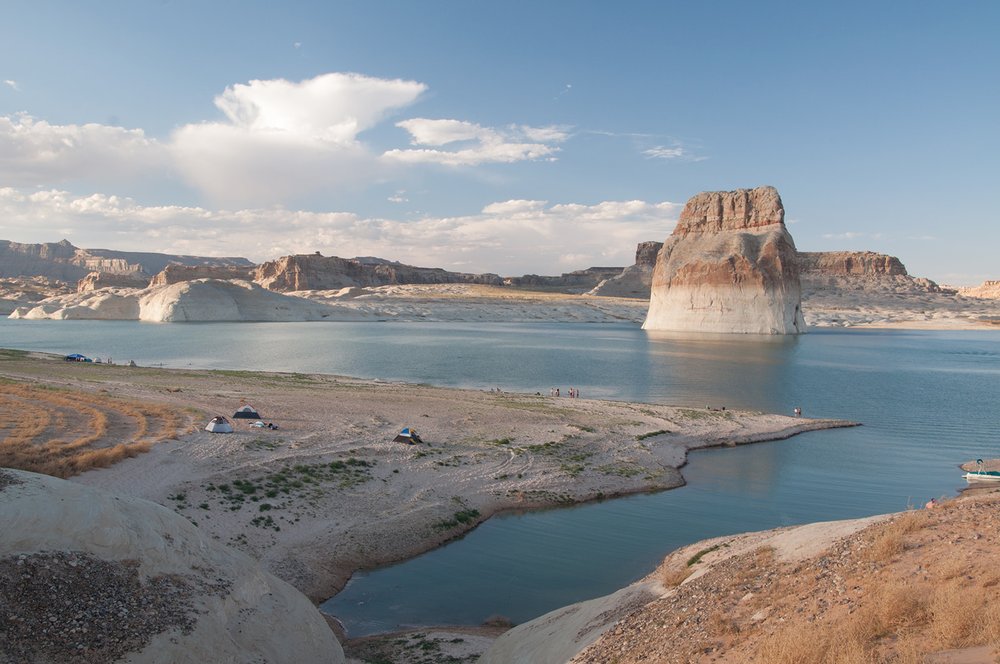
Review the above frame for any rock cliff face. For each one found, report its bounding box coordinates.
[643,186,805,334]
[503,266,624,293]
[77,271,151,292]
[253,254,502,292]
[588,241,663,298]
[0,469,344,664]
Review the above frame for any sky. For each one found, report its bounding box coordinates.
[0,1,997,284]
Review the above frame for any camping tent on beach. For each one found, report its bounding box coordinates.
[392,427,423,444]
[233,405,261,419]
[205,416,234,433]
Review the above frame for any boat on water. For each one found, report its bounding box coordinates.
[963,459,1000,482]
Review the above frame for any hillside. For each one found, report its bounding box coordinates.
[481,488,1000,663]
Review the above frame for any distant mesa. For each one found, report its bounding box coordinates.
[253,253,503,291]
[0,239,252,283]
[643,186,806,334]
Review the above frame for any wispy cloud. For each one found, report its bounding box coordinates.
[0,186,679,275]
[384,119,570,167]
[642,144,705,161]
[2,80,18,91]
[387,190,408,204]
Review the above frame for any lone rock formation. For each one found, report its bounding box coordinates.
[643,186,806,334]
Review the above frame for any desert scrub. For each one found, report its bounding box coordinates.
[204,457,376,512]
[433,508,481,530]
[687,543,724,567]
[635,429,671,441]
[598,463,644,478]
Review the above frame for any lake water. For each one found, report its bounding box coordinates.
[2,319,998,635]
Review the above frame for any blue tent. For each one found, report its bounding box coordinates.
[392,427,423,444]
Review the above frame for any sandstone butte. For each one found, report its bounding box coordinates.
[643,186,807,335]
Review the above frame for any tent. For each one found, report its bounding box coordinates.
[233,405,261,419]
[205,416,234,433]
[392,427,423,444]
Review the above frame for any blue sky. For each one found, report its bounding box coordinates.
[1,1,996,284]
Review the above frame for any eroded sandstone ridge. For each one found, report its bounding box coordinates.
[643,186,805,334]
[588,241,663,298]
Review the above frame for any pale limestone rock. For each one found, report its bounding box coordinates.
[10,291,141,320]
[643,186,805,334]
[137,279,341,322]
[8,279,348,322]
[0,469,344,664]
[479,582,662,664]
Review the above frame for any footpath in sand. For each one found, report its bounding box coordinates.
[0,351,853,623]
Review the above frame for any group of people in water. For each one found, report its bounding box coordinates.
[548,387,581,398]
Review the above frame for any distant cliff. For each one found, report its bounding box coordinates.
[588,241,662,298]
[253,254,502,292]
[798,251,945,295]
[0,239,253,281]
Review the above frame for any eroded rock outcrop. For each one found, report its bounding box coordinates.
[254,254,502,292]
[643,186,805,334]
[588,241,663,298]
[0,469,344,664]
[148,264,254,287]
[957,280,1000,299]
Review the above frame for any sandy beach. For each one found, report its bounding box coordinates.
[0,351,853,613]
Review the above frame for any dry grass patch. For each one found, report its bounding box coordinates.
[862,509,926,562]
[0,382,191,478]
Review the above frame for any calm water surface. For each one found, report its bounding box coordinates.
[1,319,998,634]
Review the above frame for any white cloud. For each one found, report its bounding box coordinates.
[0,72,580,207]
[0,187,679,275]
[388,190,408,204]
[171,73,427,205]
[3,80,18,91]
[384,119,569,166]
[0,113,167,186]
